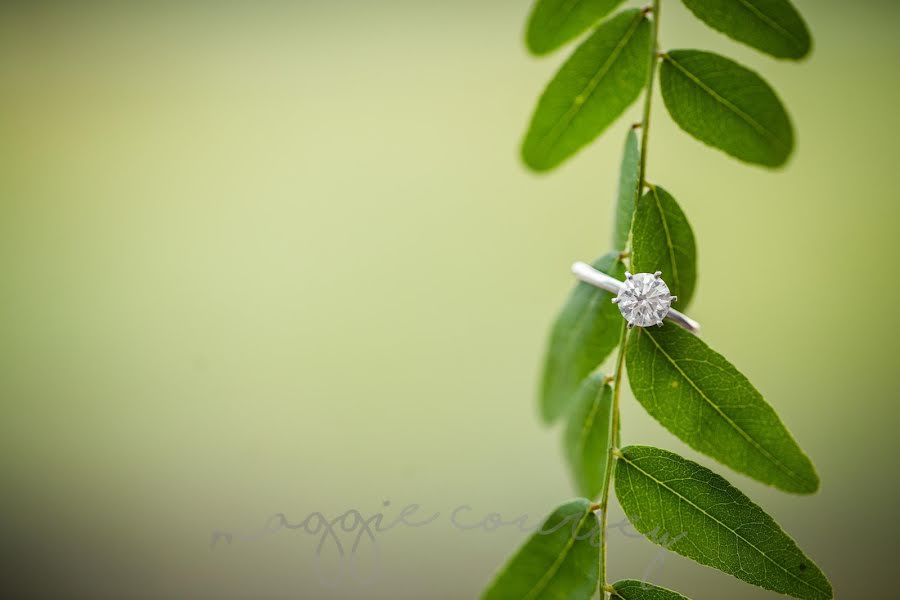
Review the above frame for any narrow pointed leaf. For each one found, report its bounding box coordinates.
[564,374,613,498]
[660,50,794,167]
[612,128,640,250]
[681,0,811,60]
[631,186,697,308]
[482,499,600,600]
[612,579,691,599]
[540,251,624,423]
[626,322,819,493]
[522,9,651,172]
[615,446,833,600]
[526,0,628,56]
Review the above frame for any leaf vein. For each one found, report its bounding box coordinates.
[735,0,804,51]
[538,12,645,154]
[640,328,812,489]
[521,509,593,600]
[663,53,786,149]
[619,452,830,596]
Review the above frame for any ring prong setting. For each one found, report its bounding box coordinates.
[569,261,699,333]
[614,271,673,328]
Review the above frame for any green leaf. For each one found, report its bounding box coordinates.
[525,0,628,56]
[612,128,640,251]
[615,446,833,600]
[631,186,697,309]
[564,373,613,498]
[540,251,624,423]
[482,499,600,600]
[659,49,794,167]
[522,9,651,172]
[626,323,819,494]
[680,0,811,60]
[612,579,691,599]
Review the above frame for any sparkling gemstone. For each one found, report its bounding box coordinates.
[615,273,672,327]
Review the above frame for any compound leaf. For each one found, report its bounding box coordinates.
[680,0,811,60]
[482,498,600,600]
[541,251,624,423]
[660,49,793,167]
[522,9,651,172]
[612,128,641,251]
[612,579,691,599]
[526,0,628,56]
[626,322,819,494]
[615,446,833,599]
[564,373,613,498]
[631,185,697,309]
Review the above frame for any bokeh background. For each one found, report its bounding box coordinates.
[2,0,897,597]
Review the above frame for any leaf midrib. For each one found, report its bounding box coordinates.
[663,53,786,149]
[735,0,804,51]
[521,509,593,600]
[614,134,640,250]
[648,187,680,296]
[547,0,582,31]
[552,281,609,396]
[639,328,813,490]
[546,256,620,417]
[538,12,645,154]
[619,452,830,597]
[573,384,607,489]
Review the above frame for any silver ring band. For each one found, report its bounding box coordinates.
[571,261,701,334]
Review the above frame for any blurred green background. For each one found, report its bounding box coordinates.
[1,0,897,597]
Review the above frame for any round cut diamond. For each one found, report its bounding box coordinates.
[615,273,672,327]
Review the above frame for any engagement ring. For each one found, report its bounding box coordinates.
[571,261,700,334]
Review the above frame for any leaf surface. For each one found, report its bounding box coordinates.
[612,579,691,599]
[631,186,697,308]
[522,9,651,172]
[526,0,628,56]
[541,251,624,423]
[615,446,833,600]
[612,128,641,251]
[482,499,600,600]
[680,0,811,59]
[660,49,793,167]
[564,374,613,498]
[626,322,819,493]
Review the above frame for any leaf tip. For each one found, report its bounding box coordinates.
[792,467,820,495]
[538,395,561,424]
[520,143,554,174]
[524,32,549,57]
[524,28,557,57]
[785,16,813,61]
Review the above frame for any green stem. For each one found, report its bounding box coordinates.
[597,320,627,597]
[638,0,661,192]
[598,2,661,598]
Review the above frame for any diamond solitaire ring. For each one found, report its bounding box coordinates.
[571,261,700,334]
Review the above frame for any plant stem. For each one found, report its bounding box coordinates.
[638,0,661,192]
[598,2,661,598]
[597,320,627,598]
